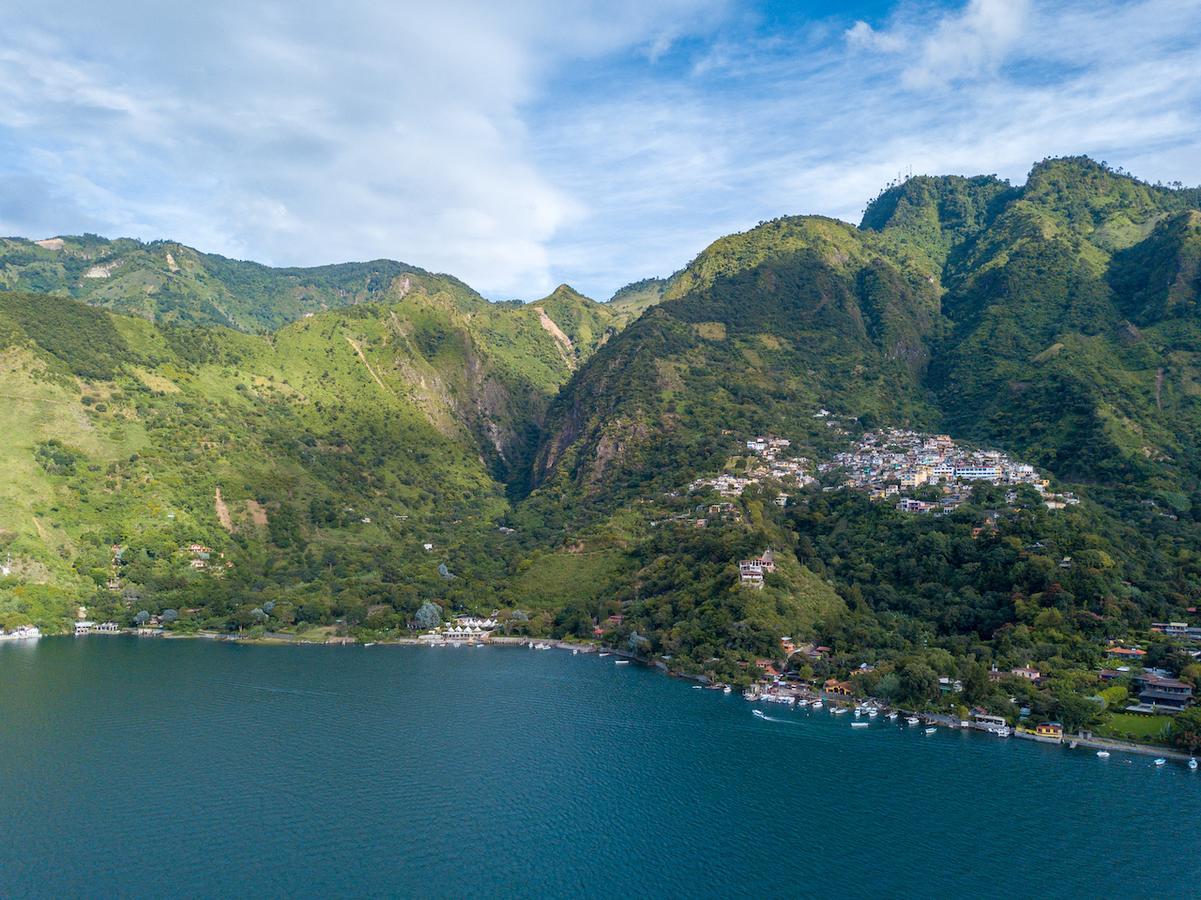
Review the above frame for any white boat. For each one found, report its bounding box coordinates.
[692,685,702,690]
[598,652,610,657]
[906,717,920,726]
[832,707,847,715]
[810,700,822,709]
[851,721,869,728]
[1190,758,1197,771]
[614,660,630,666]
[924,727,937,735]
[753,709,766,719]
[886,712,898,720]
[1096,751,1110,759]
[723,685,732,694]
[363,642,375,647]
[868,709,878,718]
[1154,758,1167,767]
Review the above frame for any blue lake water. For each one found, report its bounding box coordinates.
[0,637,1197,898]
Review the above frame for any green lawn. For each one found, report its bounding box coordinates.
[1094,711,1173,743]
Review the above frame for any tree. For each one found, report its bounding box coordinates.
[1055,692,1100,734]
[133,610,150,626]
[414,601,441,630]
[1170,707,1201,754]
[896,659,938,705]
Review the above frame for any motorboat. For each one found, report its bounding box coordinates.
[1190,758,1198,771]
[753,709,766,719]
[1096,751,1110,759]
[851,722,869,728]
[906,717,920,726]
[614,660,630,666]
[723,685,732,694]
[1154,758,1167,767]
[924,727,937,735]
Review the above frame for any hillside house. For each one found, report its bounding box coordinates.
[738,550,776,589]
[1135,674,1194,712]
[1106,646,1146,661]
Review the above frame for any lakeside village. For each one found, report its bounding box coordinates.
[741,630,1201,767]
[6,421,1195,765]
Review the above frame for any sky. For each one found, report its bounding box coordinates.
[0,0,1199,300]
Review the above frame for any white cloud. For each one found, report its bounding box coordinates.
[0,0,1199,300]
[0,0,724,296]
[846,0,1031,87]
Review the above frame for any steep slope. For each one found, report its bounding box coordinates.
[0,284,585,629]
[0,234,483,332]
[607,277,668,318]
[532,215,940,505]
[913,159,1201,491]
[529,284,619,366]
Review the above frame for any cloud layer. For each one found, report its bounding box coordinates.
[0,0,1198,298]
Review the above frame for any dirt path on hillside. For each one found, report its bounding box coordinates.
[214,487,233,532]
[345,337,393,395]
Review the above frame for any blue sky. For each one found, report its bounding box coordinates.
[1,0,1199,299]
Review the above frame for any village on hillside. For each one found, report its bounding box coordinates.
[824,428,1079,514]
[681,422,1076,521]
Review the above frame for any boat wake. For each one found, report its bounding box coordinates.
[752,709,796,724]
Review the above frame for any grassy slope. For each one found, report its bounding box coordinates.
[0,282,593,630]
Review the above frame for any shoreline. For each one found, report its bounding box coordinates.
[40,630,1196,764]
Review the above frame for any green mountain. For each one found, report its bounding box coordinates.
[0,278,599,629]
[521,157,1201,692]
[6,156,1201,726]
[0,234,483,332]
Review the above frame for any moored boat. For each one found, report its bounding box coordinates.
[924,727,937,735]
[1096,751,1110,759]
[1154,758,1167,767]
[615,660,630,666]
[906,716,919,725]
[851,721,869,728]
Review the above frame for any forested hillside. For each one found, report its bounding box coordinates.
[5,157,1201,728]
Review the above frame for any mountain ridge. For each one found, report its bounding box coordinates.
[5,156,1201,727]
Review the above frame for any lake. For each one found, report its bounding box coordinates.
[0,637,1196,898]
